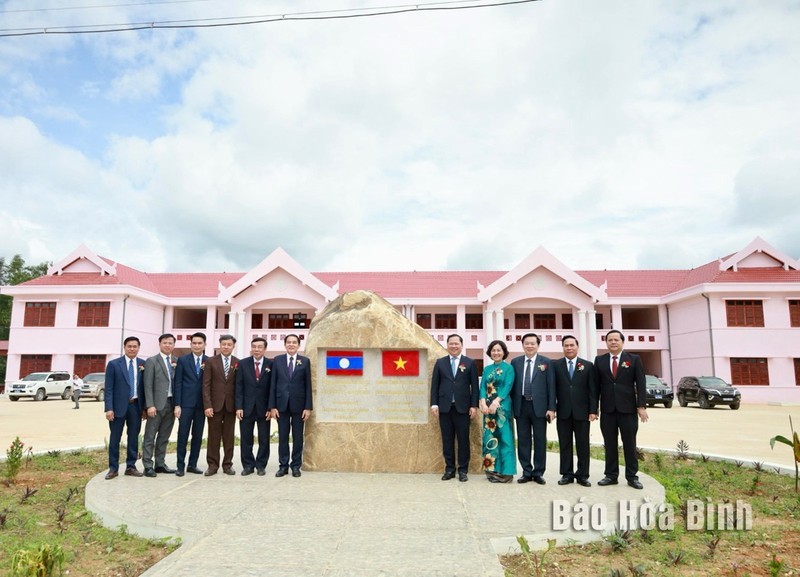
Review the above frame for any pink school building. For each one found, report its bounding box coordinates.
[2,237,799,403]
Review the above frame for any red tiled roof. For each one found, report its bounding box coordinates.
[16,259,800,300]
[314,271,506,298]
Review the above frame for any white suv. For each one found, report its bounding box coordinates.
[7,371,73,402]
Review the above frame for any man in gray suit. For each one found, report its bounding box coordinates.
[511,333,556,484]
[142,333,178,477]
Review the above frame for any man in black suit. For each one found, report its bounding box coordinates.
[429,334,479,482]
[173,332,208,476]
[511,333,555,484]
[269,334,312,478]
[103,336,146,479]
[594,329,648,489]
[554,335,597,487]
[236,337,273,476]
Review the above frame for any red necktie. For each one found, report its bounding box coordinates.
[255,361,260,380]
[612,356,618,378]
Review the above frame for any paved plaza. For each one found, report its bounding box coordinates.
[2,395,798,576]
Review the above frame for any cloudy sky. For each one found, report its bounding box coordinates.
[1,0,798,275]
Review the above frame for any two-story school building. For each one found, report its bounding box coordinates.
[2,237,799,403]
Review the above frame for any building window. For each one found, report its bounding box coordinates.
[20,354,52,375]
[435,314,457,330]
[795,359,800,386]
[596,315,604,330]
[790,300,800,328]
[465,314,483,330]
[74,354,106,376]
[514,314,530,330]
[77,302,110,327]
[416,314,431,329]
[561,313,574,330]
[269,314,294,329]
[730,358,769,385]
[725,300,764,327]
[534,314,556,330]
[24,302,56,327]
[251,313,263,329]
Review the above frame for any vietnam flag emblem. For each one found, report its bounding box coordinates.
[382,350,420,377]
[326,350,364,376]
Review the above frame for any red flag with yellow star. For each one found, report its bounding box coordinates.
[382,350,420,376]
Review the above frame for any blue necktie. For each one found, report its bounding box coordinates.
[568,359,574,379]
[128,359,135,398]
[195,356,200,376]
[223,356,230,377]
[451,357,457,377]
[288,357,295,378]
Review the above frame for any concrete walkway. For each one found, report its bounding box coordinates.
[3,395,798,576]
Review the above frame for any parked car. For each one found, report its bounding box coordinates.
[645,375,673,408]
[676,376,741,410]
[81,372,106,401]
[7,371,73,402]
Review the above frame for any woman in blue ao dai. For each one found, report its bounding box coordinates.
[479,340,517,483]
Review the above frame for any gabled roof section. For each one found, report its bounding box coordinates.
[48,244,116,276]
[718,237,799,272]
[314,271,505,299]
[218,247,338,303]
[478,246,606,302]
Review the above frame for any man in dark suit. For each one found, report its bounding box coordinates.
[594,329,648,489]
[202,334,239,476]
[142,333,177,477]
[511,333,556,484]
[236,337,273,476]
[430,334,479,482]
[554,335,597,487]
[269,334,312,478]
[103,336,146,479]
[174,332,208,476]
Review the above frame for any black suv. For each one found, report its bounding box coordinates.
[676,376,741,410]
[645,375,673,408]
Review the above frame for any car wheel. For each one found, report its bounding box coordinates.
[9,395,19,402]
[730,400,740,410]
[97,389,105,402]
[34,388,46,402]
[61,387,72,400]
[677,393,687,407]
[664,400,673,408]
[698,393,710,409]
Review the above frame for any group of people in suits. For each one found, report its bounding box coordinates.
[103,332,312,480]
[430,330,648,489]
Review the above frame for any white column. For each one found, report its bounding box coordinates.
[456,305,466,333]
[163,306,174,334]
[234,312,246,357]
[611,304,623,331]
[588,310,598,360]
[484,310,494,342]
[205,306,217,355]
[577,310,588,355]
[495,308,505,341]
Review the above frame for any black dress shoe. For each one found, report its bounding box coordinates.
[598,477,618,486]
[627,479,644,490]
[144,468,157,478]
[532,476,546,485]
[257,469,266,476]
[176,469,185,477]
[187,466,204,475]
[441,472,455,481]
[222,468,235,476]
[275,468,289,478]
[517,476,533,484]
[125,467,143,477]
[105,469,118,480]
[558,476,574,485]
[241,468,255,476]
[458,472,468,482]
[204,469,218,477]
[155,466,176,474]
[292,469,301,478]
[576,478,591,487]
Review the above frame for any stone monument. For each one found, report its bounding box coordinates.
[303,290,482,473]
